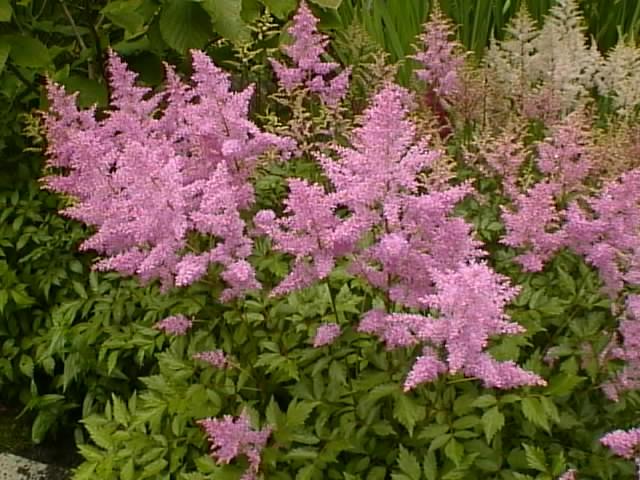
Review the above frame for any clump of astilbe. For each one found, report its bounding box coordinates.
[270,0,350,107]
[500,113,592,272]
[601,427,640,478]
[260,83,541,390]
[596,39,640,118]
[43,50,292,297]
[197,411,272,480]
[563,169,640,299]
[360,262,546,390]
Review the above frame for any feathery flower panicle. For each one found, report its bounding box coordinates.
[313,323,341,347]
[197,411,272,480]
[600,428,640,459]
[193,350,229,369]
[360,263,545,390]
[43,50,292,296]
[270,1,350,106]
[318,84,440,216]
[501,181,567,272]
[563,169,640,298]
[255,179,365,296]
[536,112,592,192]
[597,40,640,117]
[412,7,464,99]
[154,315,193,336]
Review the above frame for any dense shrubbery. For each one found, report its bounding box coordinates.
[3,0,640,479]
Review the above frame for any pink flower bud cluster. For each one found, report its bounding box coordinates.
[270,1,350,106]
[44,50,293,297]
[197,411,272,480]
[193,350,229,369]
[313,323,341,347]
[600,427,640,459]
[154,315,193,336]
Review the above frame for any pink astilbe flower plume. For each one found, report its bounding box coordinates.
[360,263,545,390]
[313,323,341,347]
[270,1,350,106]
[43,50,293,296]
[193,350,229,369]
[412,7,464,100]
[154,315,193,336]
[197,411,272,480]
[601,428,640,459]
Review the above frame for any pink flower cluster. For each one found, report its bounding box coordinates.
[600,427,640,459]
[313,323,341,347]
[197,411,272,480]
[270,1,350,106]
[154,315,193,336]
[44,50,293,298]
[193,350,229,369]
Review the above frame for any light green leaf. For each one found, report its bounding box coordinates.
[19,354,34,378]
[523,444,547,472]
[521,397,550,432]
[0,0,12,22]
[200,0,250,43]
[397,446,421,480]
[444,439,464,466]
[481,406,504,443]
[159,0,212,52]
[423,451,437,480]
[3,35,51,68]
[393,394,425,436]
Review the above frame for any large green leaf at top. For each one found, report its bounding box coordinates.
[2,35,51,68]
[309,0,342,8]
[0,0,12,22]
[260,0,297,18]
[159,0,212,52]
[200,0,250,44]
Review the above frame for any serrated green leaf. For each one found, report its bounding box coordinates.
[121,458,135,480]
[444,439,464,466]
[481,406,504,443]
[423,450,437,480]
[523,444,547,472]
[393,394,425,436]
[546,373,585,396]
[521,397,550,431]
[471,394,496,408]
[397,446,421,480]
[286,399,317,428]
[159,0,212,52]
[112,394,129,426]
[141,458,168,478]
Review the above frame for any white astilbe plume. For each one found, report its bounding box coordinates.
[529,0,600,116]
[596,40,640,117]
[485,4,538,111]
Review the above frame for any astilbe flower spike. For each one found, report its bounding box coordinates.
[43,50,293,296]
[197,411,272,480]
[270,0,350,106]
[601,428,640,459]
[313,323,341,347]
[193,350,229,369]
[154,315,193,336]
[558,469,578,480]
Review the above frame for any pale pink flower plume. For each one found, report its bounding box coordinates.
[193,350,229,369]
[313,323,341,347]
[154,315,193,336]
[197,411,272,480]
[601,427,640,459]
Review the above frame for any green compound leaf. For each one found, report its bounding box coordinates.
[481,406,505,443]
